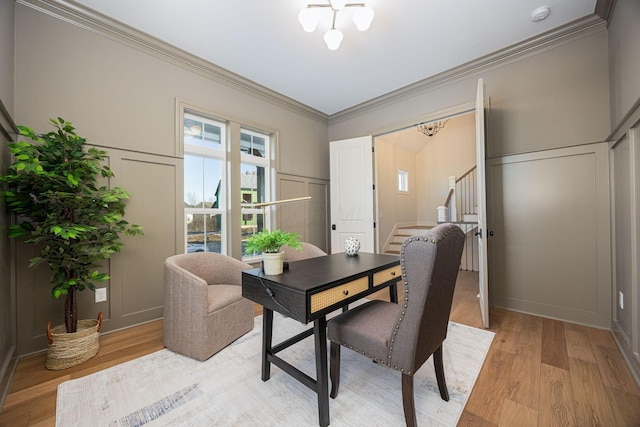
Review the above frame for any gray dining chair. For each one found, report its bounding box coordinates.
[327,223,465,426]
[282,242,327,261]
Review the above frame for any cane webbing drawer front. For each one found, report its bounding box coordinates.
[310,277,369,313]
[373,265,401,287]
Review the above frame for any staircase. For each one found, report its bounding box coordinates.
[384,225,434,255]
[383,166,480,270]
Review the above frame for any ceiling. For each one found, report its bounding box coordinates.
[74,0,598,116]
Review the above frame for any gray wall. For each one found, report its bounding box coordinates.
[13,2,330,354]
[607,0,640,128]
[0,0,16,408]
[328,20,613,328]
[329,24,610,154]
[608,0,640,385]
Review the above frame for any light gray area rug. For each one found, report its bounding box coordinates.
[56,314,494,426]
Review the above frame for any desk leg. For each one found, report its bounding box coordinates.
[314,316,330,427]
[262,308,273,382]
[389,281,399,303]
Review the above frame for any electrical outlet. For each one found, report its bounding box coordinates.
[95,287,107,303]
[619,291,624,310]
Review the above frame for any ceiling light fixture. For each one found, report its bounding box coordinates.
[298,1,375,50]
[417,120,448,137]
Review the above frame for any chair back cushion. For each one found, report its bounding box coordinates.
[390,223,465,371]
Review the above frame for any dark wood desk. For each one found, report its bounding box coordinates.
[242,252,401,427]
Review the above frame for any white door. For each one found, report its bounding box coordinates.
[476,78,490,328]
[329,136,375,254]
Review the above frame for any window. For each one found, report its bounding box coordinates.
[182,109,274,259]
[184,113,226,254]
[398,169,409,193]
[240,128,270,258]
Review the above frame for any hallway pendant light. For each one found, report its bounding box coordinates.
[298,1,374,50]
[417,120,448,137]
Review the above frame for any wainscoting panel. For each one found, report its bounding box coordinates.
[108,152,181,330]
[487,143,611,327]
[277,174,329,252]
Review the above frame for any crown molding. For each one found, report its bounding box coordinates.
[329,14,607,125]
[16,0,329,125]
[595,0,616,26]
[17,1,607,129]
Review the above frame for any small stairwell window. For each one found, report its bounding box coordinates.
[398,169,409,193]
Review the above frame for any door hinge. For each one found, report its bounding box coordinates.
[372,184,375,190]
[374,222,376,228]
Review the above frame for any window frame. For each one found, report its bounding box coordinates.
[179,103,277,259]
[183,112,228,254]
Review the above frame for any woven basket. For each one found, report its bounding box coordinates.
[45,312,102,370]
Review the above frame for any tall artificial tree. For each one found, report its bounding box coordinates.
[1,118,142,333]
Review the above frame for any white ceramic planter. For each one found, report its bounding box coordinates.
[262,251,285,275]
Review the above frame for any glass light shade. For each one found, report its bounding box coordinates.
[352,6,375,31]
[329,0,346,10]
[324,28,343,50]
[298,7,319,32]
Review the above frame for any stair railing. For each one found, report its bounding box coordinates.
[442,165,478,271]
[454,165,477,221]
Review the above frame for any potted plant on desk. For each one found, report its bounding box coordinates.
[244,229,301,275]
[0,118,143,369]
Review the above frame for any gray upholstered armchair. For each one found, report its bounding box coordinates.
[164,252,254,361]
[327,223,465,426]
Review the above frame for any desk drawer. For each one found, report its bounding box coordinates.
[310,277,368,313]
[373,265,401,287]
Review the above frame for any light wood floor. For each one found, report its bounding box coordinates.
[1,270,639,426]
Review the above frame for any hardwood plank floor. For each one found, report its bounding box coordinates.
[1,270,639,426]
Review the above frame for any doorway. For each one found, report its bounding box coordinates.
[330,78,489,328]
[374,112,477,261]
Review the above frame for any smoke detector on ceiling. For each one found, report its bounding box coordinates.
[530,6,551,22]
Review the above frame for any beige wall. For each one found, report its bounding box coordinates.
[608,0,640,385]
[13,3,330,354]
[415,113,476,224]
[374,137,418,248]
[0,0,16,407]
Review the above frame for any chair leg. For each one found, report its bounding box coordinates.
[433,345,449,401]
[402,373,417,427]
[329,341,340,399]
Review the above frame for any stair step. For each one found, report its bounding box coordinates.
[385,249,400,255]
